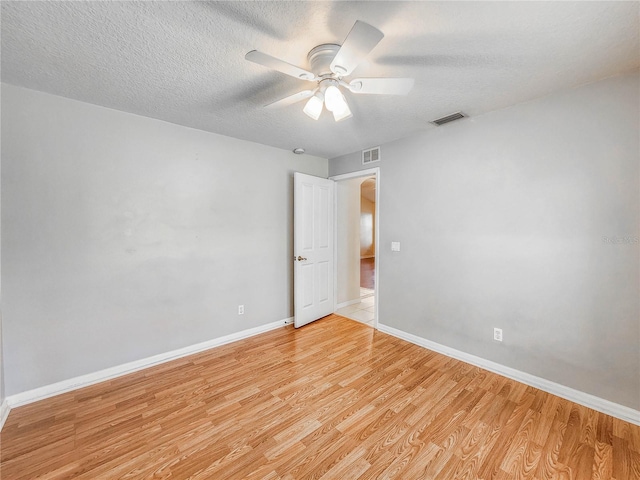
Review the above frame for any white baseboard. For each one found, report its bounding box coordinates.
[377,323,640,426]
[5,317,294,412]
[336,299,361,310]
[0,399,9,431]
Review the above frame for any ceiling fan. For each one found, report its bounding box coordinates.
[245,20,414,122]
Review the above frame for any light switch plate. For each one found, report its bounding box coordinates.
[391,241,400,252]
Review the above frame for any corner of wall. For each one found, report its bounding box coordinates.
[0,398,9,432]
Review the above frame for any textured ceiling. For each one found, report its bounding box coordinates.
[2,1,639,159]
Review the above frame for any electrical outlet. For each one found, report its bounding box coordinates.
[493,328,503,342]
[238,305,244,315]
[391,241,400,252]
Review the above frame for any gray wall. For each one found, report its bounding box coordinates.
[0,319,3,407]
[1,84,327,396]
[0,129,3,405]
[0,98,4,406]
[0,316,3,407]
[329,71,640,409]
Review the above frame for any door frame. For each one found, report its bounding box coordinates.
[329,167,380,329]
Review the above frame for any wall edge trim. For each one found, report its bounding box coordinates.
[377,323,640,426]
[0,399,10,432]
[5,317,294,410]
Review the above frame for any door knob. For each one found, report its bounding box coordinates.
[296,256,308,261]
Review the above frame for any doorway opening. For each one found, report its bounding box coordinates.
[331,169,379,328]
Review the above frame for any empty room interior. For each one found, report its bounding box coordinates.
[1,1,639,479]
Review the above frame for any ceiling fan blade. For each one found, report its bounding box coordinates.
[330,21,384,77]
[265,90,315,109]
[348,78,415,95]
[245,50,316,81]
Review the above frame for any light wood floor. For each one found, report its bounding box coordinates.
[1,315,638,479]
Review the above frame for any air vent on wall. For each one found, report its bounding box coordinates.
[362,146,380,165]
[430,111,467,126]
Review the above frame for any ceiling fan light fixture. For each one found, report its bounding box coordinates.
[303,92,324,120]
[245,21,414,124]
[333,102,352,122]
[324,85,349,114]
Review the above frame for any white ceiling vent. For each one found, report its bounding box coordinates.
[362,146,381,165]
[430,111,467,126]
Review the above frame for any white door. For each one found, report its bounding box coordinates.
[294,172,334,328]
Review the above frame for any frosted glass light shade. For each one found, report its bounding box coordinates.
[303,94,323,120]
[333,101,352,122]
[324,85,346,113]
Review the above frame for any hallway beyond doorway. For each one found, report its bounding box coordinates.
[332,168,379,329]
[335,294,374,326]
[336,256,375,326]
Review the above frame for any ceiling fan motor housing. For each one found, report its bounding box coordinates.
[307,44,341,77]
